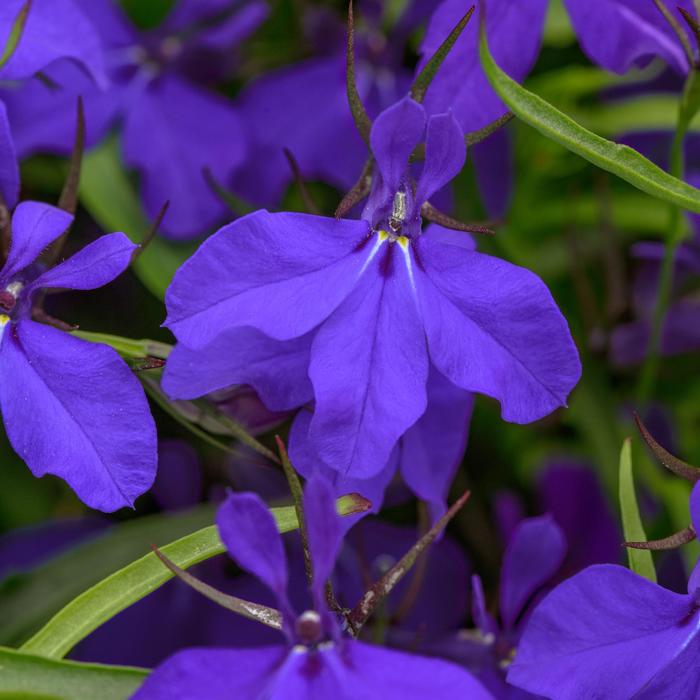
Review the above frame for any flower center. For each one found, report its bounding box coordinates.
[0,281,23,317]
[294,610,324,646]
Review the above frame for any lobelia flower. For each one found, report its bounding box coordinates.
[0,0,267,240]
[507,560,700,699]
[133,477,494,699]
[0,197,157,511]
[163,96,581,493]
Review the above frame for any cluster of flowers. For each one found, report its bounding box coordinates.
[1,0,699,698]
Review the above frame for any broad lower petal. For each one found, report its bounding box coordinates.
[508,564,700,699]
[162,328,313,411]
[121,74,245,240]
[28,233,135,292]
[399,369,474,522]
[165,210,372,349]
[0,102,19,209]
[308,243,429,478]
[2,202,73,282]
[132,646,287,699]
[499,515,566,632]
[416,237,581,423]
[0,320,156,512]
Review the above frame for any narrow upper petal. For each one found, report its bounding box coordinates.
[0,0,107,85]
[131,646,287,700]
[165,210,372,349]
[370,97,426,194]
[121,74,246,240]
[1,202,73,282]
[28,233,136,292]
[471,128,513,218]
[0,320,156,512]
[216,491,292,616]
[415,237,581,423]
[162,328,313,411]
[564,0,693,75]
[414,112,466,207]
[0,102,19,209]
[508,564,700,699]
[499,515,566,633]
[399,369,474,522]
[308,240,429,478]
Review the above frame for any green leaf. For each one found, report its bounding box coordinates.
[619,439,657,583]
[479,30,700,215]
[0,647,146,700]
[19,505,298,659]
[0,506,217,649]
[80,139,197,299]
[72,331,172,360]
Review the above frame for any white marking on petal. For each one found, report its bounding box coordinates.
[359,230,388,275]
[398,237,417,295]
[0,315,10,343]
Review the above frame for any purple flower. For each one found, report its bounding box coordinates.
[0,0,106,84]
[1,0,267,239]
[133,478,494,699]
[0,201,157,511]
[508,560,700,699]
[164,96,581,484]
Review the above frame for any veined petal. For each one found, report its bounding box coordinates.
[28,233,136,292]
[414,112,466,207]
[399,369,474,523]
[1,202,73,282]
[308,240,429,479]
[415,237,581,423]
[165,210,372,349]
[0,320,156,512]
[0,102,19,209]
[162,328,313,411]
[508,565,700,699]
[370,97,426,194]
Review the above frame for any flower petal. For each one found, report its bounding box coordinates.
[0,320,156,512]
[415,237,581,423]
[1,202,73,282]
[370,97,426,194]
[28,233,136,292]
[162,328,313,411]
[414,112,466,207]
[500,515,566,632]
[165,210,371,349]
[131,646,287,700]
[399,369,474,522]
[471,129,513,218]
[0,102,19,209]
[308,241,429,478]
[508,564,700,699]
[216,490,292,616]
[121,75,246,240]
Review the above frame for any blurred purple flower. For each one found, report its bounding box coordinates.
[508,560,700,699]
[0,201,156,511]
[133,478,494,698]
[1,0,267,239]
[164,97,580,492]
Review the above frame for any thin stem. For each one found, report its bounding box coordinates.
[653,0,695,67]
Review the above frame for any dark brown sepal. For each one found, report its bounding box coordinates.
[624,525,696,551]
[346,0,372,145]
[131,200,169,265]
[335,157,374,219]
[421,201,496,236]
[283,148,320,215]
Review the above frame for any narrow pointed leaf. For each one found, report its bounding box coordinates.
[618,439,656,582]
[479,29,700,215]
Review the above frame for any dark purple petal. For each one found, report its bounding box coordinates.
[0,320,156,511]
[152,440,202,512]
[370,97,426,194]
[419,0,548,132]
[688,557,700,596]
[415,111,466,207]
[0,101,19,209]
[500,515,566,632]
[690,482,700,537]
[131,646,287,699]
[0,0,107,85]
[165,210,371,349]
[1,202,73,282]
[415,238,581,423]
[308,245,429,478]
[399,369,474,522]
[28,233,135,292]
[162,329,313,411]
[471,128,513,218]
[508,565,700,699]
[216,491,292,616]
[471,574,499,638]
[563,0,694,75]
[121,75,245,240]
[422,223,476,251]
